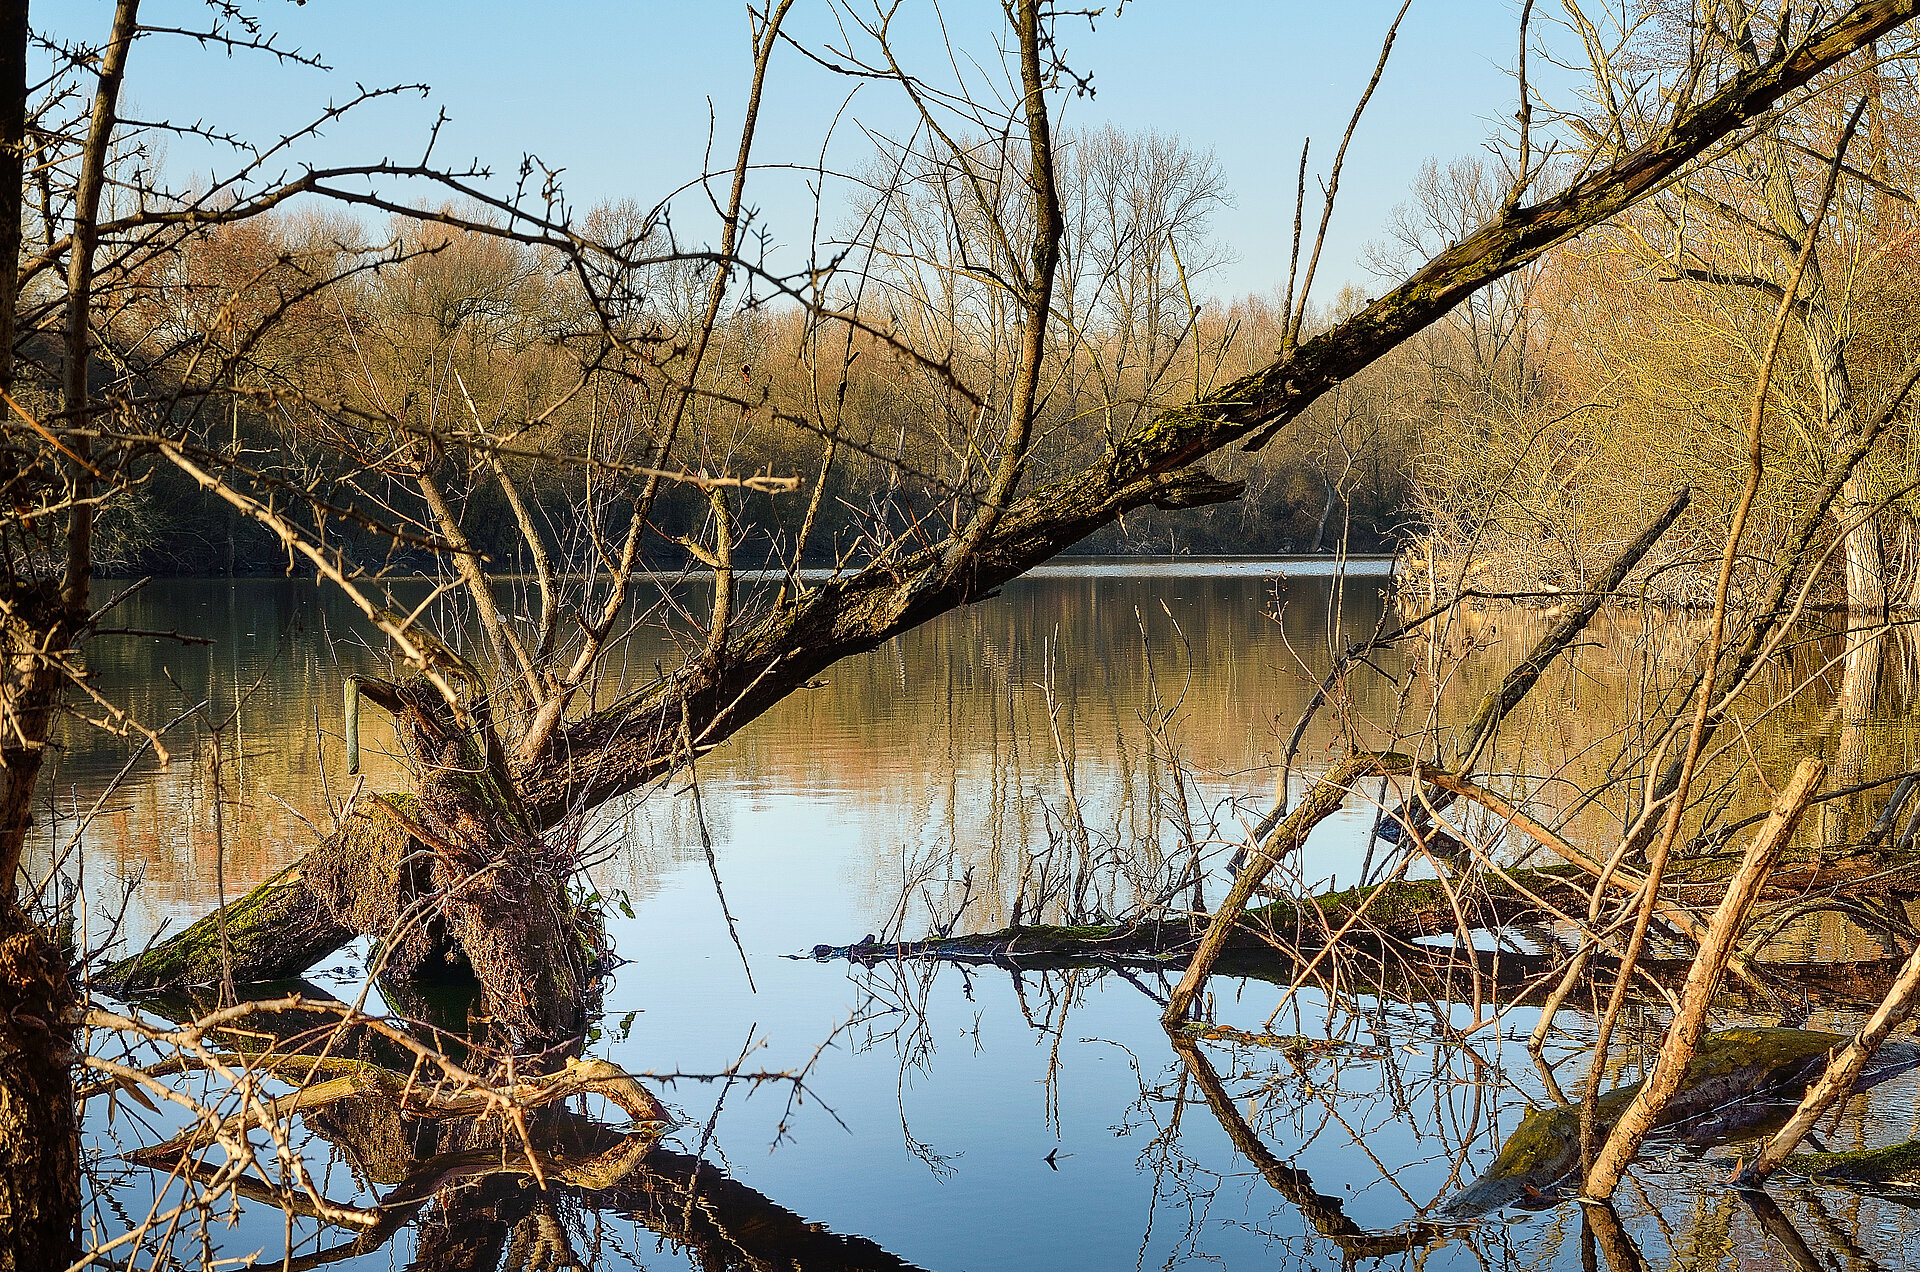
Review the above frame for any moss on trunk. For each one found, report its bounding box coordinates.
[99,801,415,995]
[1442,1028,1844,1215]
[1788,1138,1920,1186]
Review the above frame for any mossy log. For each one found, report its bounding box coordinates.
[814,841,1920,974]
[1788,1138,1920,1188]
[1441,1028,1854,1215]
[98,800,415,995]
[811,880,1920,1025]
[811,865,1630,970]
[98,861,346,993]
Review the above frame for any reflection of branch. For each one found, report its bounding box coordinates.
[1738,1190,1824,1272]
[1167,1034,1449,1261]
[288,1103,933,1272]
[1580,1200,1648,1272]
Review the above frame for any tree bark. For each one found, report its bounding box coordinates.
[0,921,78,1272]
[1729,0,1888,613]
[105,683,599,1044]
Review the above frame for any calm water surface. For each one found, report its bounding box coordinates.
[44,563,1920,1271]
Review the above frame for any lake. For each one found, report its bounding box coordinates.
[46,562,1920,1270]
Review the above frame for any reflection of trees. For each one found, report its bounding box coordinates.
[1581,1200,1648,1272]
[286,1116,930,1272]
[117,985,927,1272]
[1739,1190,1824,1272]
[1823,624,1886,850]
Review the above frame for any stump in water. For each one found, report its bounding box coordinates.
[103,679,607,1046]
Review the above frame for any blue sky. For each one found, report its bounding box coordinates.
[62,1,1539,301]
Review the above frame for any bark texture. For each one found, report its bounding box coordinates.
[0,921,79,1270]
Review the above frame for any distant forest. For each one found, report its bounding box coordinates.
[89,127,1432,577]
[89,72,1920,605]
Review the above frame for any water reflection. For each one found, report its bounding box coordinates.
[56,570,1920,1269]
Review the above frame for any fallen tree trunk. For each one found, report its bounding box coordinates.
[1737,930,1920,1186]
[1783,1139,1920,1189]
[1442,1027,1852,1215]
[97,800,410,994]
[808,846,1920,1012]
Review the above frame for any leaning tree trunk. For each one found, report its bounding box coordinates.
[0,581,81,1268]
[108,0,1920,1032]
[0,598,79,1270]
[0,919,79,1272]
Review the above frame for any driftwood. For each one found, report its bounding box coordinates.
[1739,919,1920,1184]
[809,822,1920,1019]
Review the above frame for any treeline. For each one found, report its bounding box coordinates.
[86,128,1428,577]
[1393,56,1920,611]
[125,83,1920,598]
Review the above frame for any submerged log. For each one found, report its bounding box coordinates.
[1439,1028,1920,1215]
[811,870,1585,963]
[1786,1138,1920,1189]
[810,833,1920,1001]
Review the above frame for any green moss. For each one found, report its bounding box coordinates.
[1683,1027,1840,1078]
[1457,1028,1842,1203]
[964,923,1124,948]
[101,799,419,992]
[1487,1104,1582,1178]
[1179,1022,1351,1055]
[1788,1138,1920,1184]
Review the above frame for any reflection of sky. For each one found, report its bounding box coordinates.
[64,571,1920,1270]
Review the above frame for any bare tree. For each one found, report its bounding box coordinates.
[104,0,1920,1026]
[5,1,1920,1257]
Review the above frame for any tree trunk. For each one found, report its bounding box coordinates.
[103,807,394,993]
[1731,0,1887,613]
[1841,466,1889,612]
[0,920,79,1270]
[111,0,1920,1034]
[104,756,597,1045]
